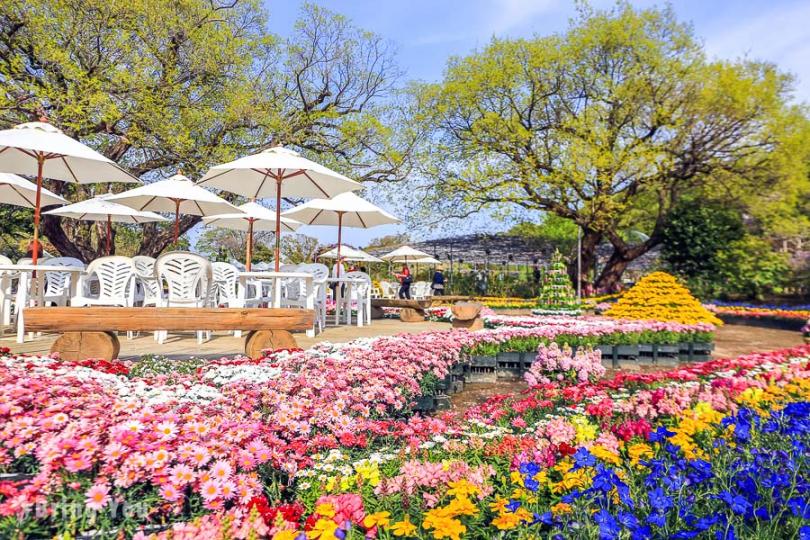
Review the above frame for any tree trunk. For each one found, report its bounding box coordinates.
[595,234,661,292]
[568,228,601,291]
[136,216,202,257]
[41,214,99,262]
[594,249,632,292]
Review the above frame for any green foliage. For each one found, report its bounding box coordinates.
[0,205,33,259]
[1,1,413,258]
[661,199,745,294]
[404,2,807,289]
[714,237,791,300]
[508,214,578,254]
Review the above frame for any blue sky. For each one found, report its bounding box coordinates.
[222,0,810,250]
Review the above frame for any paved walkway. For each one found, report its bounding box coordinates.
[2,319,803,361]
[0,319,448,360]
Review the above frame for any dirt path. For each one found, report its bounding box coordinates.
[449,324,806,412]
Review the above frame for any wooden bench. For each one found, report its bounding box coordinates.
[24,307,315,360]
[370,296,474,322]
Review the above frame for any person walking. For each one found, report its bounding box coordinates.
[431,267,445,296]
[394,263,412,299]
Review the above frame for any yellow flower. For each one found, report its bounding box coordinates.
[591,444,621,466]
[489,497,508,514]
[422,514,466,540]
[315,503,336,518]
[273,531,300,540]
[388,516,418,537]
[551,502,572,515]
[307,518,338,539]
[492,512,521,530]
[446,479,479,498]
[363,511,391,529]
[627,443,653,466]
[446,495,478,517]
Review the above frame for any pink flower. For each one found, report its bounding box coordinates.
[199,480,220,502]
[210,460,232,482]
[159,483,182,502]
[85,483,110,511]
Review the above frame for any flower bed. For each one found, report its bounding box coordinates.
[605,272,722,325]
[133,344,810,539]
[707,303,810,332]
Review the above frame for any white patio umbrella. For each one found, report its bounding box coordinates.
[381,245,432,263]
[198,146,362,270]
[319,245,383,263]
[44,197,167,255]
[282,191,398,276]
[202,201,302,270]
[0,121,140,265]
[105,173,241,244]
[0,173,67,208]
[409,256,441,264]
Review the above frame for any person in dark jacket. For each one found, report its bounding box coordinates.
[431,268,445,295]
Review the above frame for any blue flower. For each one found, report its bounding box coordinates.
[788,497,810,519]
[649,425,675,443]
[573,447,596,470]
[593,509,620,540]
[799,525,810,540]
[630,526,652,540]
[506,499,521,513]
[648,487,673,513]
[717,490,750,515]
[523,475,540,492]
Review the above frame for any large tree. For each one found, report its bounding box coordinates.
[0,0,414,260]
[405,3,807,289]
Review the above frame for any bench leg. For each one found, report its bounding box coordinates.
[244,330,298,359]
[400,308,426,322]
[452,316,484,331]
[370,305,385,320]
[51,331,121,361]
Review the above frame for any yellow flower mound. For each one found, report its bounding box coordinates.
[604,272,722,325]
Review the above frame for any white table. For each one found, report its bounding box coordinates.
[0,264,86,342]
[238,271,315,337]
[327,277,367,327]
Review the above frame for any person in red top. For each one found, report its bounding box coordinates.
[394,264,412,299]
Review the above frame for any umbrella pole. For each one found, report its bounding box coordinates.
[31,153,45,267]
[246,219,254,272]
[274,176,282,272]
[106,214,112,256]
[336,212,343,277]
[173,199,180,245]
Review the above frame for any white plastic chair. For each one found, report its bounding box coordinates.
[295,263,328,332]
[379,281,396,299]
[132,256,160,307]
[345,271,372,326]
[155,252,213,344]
[72,256,135,307]
[43,257,85,307]
[0,255,17,330]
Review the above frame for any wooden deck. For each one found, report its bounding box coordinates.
[0,318,449,360]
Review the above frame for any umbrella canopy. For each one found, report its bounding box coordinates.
[198,145,362,270]
[44,197,167,255]
[202,201,302,270]
[105,174,240,243]
[409,256,441,264]
[381,245,432,262]
[0,121,140,265]
[0,173,67,208]
[282,192,399,227]
[319,245,382,263]
[283,191,398,276]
